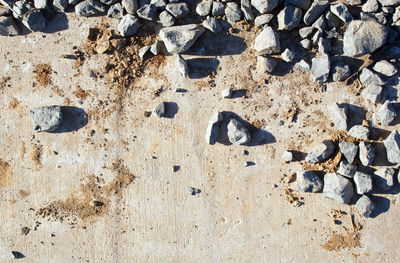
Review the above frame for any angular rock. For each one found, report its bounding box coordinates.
[305,140,335,164]
[0,5,11,16]
[376,101,397,126]
[254,26,280,55]
[332,63,351,82]
[338,160,357,178]
[122,0,138,14]
[347,0,362,5]
[118,14,140,37]
[257,56,276,73]
[221,88,233,98]
[225,2,242,23]
[159,10,175,27]
[379,0,400,6]
[227,119,251,145]
[281,48,297,63]
[138,45,150,59]
[356,195,375,218]
[150,40,162,55]
[373,60,398,77]
[311,30,323,45]
[53,0,69,11]
[339,141,358,164]
[354,171,373,194]
[202,16,221,33]
[374,168,395,190]
[159,24,205,54]
[295,60,311,72]
[251,0,280,14]
[75,0,106,17]
[330,3,352,23]
[312,16,326,31]
[318,38,331,54]
[166,3,189,19]
[205,111,223,145]
[137,4,157,20]
[22,10,46,32]
[277,6,302,31]
[241,0,254,21]
[348,125,370,140]
[196,0,212,16]
[329,103,348,130]
[311,54,330,83]
[359,68,384,87]
[359,141,375,166]
[360,12,387,25]
[299,26,314,38]
[295,170,323,193]
[211,1,225,16]
[254,14,274,27]
[300,39,311,49]
[175,54,188,77]
[0,16,20,36]
[30,106,62,132]
[34,0,48,9]
[285,0,311,10]
[362,0,379,13]
[323,173,354,204]
[107,3,124,18]
[153,102,165,117]
[303,0,329,25]
[361,84,383,104]
[282,150,294,162]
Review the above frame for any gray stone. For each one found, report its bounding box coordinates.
[374,168,395,190]
[282,150,294,162]
[295,60,311,72]
[338,160,356,178]
[159,24,205,54]
[221,88,233,98]
[360,12,387,25]
[53,0,68,11]
[251,0,280,14]
[373,60,398,77]
[332,63,351,82]
[30,106,62,132]
[0,16,20,36]
[312,16,326,31]
[318,38,331,54]
[211,1,225,16]
[295,170,323,193]
[205,111,223,145]
[359,141,375,166]
[325,11,341,28]
[311,54,330,83]
[22,10,46,32]
[305,140,335,164]
[311,30,323,45]
[346,0,362,5]
[343,20,389,57]
[254,26,280,55]
[257,56,277,73]
[227,119,251,145]
[362,0,379,13]
[138,45,150,59]
[339,141,358,164]
[150,0,166,9]
[329,103,348,130]
[254,14,274,27]
[137,4,157,20]
[348,125,370,140]
[359,68,384,87]
[378,0,400,6]
[278,6,302,31]
[166,3,189,19]
[361,84,382,104]
[356,195,375,218]
[153,102,165,117]
[196,0,212,16]
[330,3,352,23]
[202,16,221,33]
[150,40,162,55]
[118,14,140,37]
[175,54,188,78]
[299,39,311,49]
[241,0,254,21]
[285,0,311,10]
[34,0,48,9]
[225,2,242,23]
[75,0,106,17]
[323,173,354,204]
[281,48,297,63]
[122,0,138,14]
[299,26,314,38]
[303,0,329,25]
[107,3,124,18]
[384,130,400,164]
[354,171,373,194]
[159,10,175,26]
[376,101,397,126]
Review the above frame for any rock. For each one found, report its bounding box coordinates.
[385,133,400,164]
[0,5,11,16]
[330,3,352,23]
[0,16,20,36]
[295,170,323,193]
[376,101,397,126]
[312,16,326,31]
[329,103,348,130]
[299,39,311,49]
[343,20,389,57]
[325,11,341,28]
[196,0,212,16]
[303,0,329,25]
[285,0,311,10]
[373,60,398,77]
[251,0,280,14]
[348,125,369,140]
[361,84,383,104]
[118,14,140,37]
[22,10,46,32]
[138,45,150,59]
[346,0,362,5]
[362,0,379,13]
[282,150,294,162]
[299,26,314,38]
[122,0,138,14]
[202,16,221,33]
[12,0,31,20]
[305,140,335,164]
[34,0,48,9]
[211,1,225,16]
[166,3,189,19]
[382,6,394,13]
[374,168,396,190]
[359,141,375,166]
[227,119,251,145]
[150,40,162,55]
[175,54,188,78]
[205,111,223,144]
[311,30,323,45]
[339,141,358,163]
[29,106,62,132]
[356,195,375,218]
[137,4,157,20]
[75,0,106,17]
[53,0,68,11]
[188,187,201,195]
[318,38,331,54]
[277,6,302,31]
[254,14,274,27]
[338,160,357,178]
[241,0,254,21]
[150,0,167,9]
[332,63,351,82]
[159,24,205,54]
[295,60,311,72]
[361,12,387,25]
[255,27,281,55]
[107,3,124,18]
[359,68,384,87]
[281,48,297,63]
[225,2,242,23]
[323,173,354,204]
[221,88,233,98]
[257,56,277,73]
[311,54,330,83]
[354,171,373,194]
[379,0,400,6]
[159,10,175,27]
[153,102,165,117]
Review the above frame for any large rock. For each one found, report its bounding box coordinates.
[122,0,138,14]
[295,170,323,193]
[159,24,205,54]
[373,60,398,77]
[359,68,384,87]
[118,14,140,37]
[137,4,158,20]
[254,26,280,55]
[196,1,212,16]
[323,173,354,204]
[278,6,302,31]
[202,16,221,33]
[108,3,124,18]
[211,1,225,16]
[251,0,280,14]
[205,111,223,145]
[159,10,175,27]
[330,3,352,23]
[75,0,106,17]
[0,16,20,36]
[338,160,356,178]
[311,54,330,83]
[30,106,62,132]
[376,101,397,126]
[305,140,335,164]
[383,130,400,164]
[339,141,358,164]
[348,125,369,140]
[353,171,373,194]
[241,0,255,21]
[227,119,251,145]
[22,10,46,32]
[356,195,375,218]
[225,2,242,23]
[303,0,329,25]
[329,103,348,130]
[361,84,383,104]
[343,20,389,57]
[374,168,395,190]
[254,14,274,27]
[166,3,189,19]
[359,141,375,166]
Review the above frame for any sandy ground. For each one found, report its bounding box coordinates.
[1,13,400,263]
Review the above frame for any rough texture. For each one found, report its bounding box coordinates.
[356,195,375,218]
[373,60,398,77]
[303,0,329,25]
[295,170,323,193]
[251,0,280,14]
[329,103,347,130]
[75,0,106,17]
[339,141,358,164]
[118,14,140,37]
[227,119,251,145]
[29,106,62,132]
[153,102,165,117]
[353,171,373,194]
[376,101,397,126]
[348,125,369,140]
[338,160,356,178]
[305,140,335,164]
[254,26,280,55]
[311,54,330,83]
[359,141,375,166]
[159,24,205,54]
[277,6,302,31]
[257,56,276,73]
[384,130,400,164]
[323,173,354,204]
[374,168,395,190]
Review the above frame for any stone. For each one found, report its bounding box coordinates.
[188,187,201,195]
[346,0,362,5]
[323,173,354,204]
[75,0,106,17]
[0,16,20,36]
[122,0,138,14]
[225,2,242,23]
[329,103,348,130]
[343,20,389,57]
[257,56,277,73]
[303,0,329,25]
[0,6,11,16]
[318,38,331,54]
[211,1,225,16]
[359,68,384,87]
[311,30,323,45]
[150,40,162,55]
[285,0,311,10]
[34,0,48,9]
[107,3,124,18]
[227,119,251,145]
[311,54,330,83]
[53,0,68,11]
[325,11,341,28]
[354,171,373,194]
[12,0,31,20]
[362,0,379,13]
[138,45,150,59]
[99,0,118,5]
[282,150,294,162]
[361,84,382,104]
[153,102,165,117]
[281,48,297,63]
[137,4,157,20]
[251,0,280,14]
[338,160,356,178]
[332,63,351,82]
[359,141,375,166]
[202,16,221,33]
[312,16,326,31]
[378,0,400,6]
[374,168,396,190]
[166,3,189,19]
[373,60,398,77]
[150,0,166,9]
[299,39,311,49]
[241,0,254,21]
[376,101,397,126]
[30,106,62,132]
[159,10,175,27]
[118,14,140,37]
[299,26,314,38]
[361,12,387,25]
[22,10,46,32]
[295,60,311,72]
[339,141,358,164]
[254,26,280,55]
[295,171,323,193]
[356,195,375,218]
[330,3,352,23]
[221,88,233,98]
[277,6,302,31]
[382,6,394,13]
[254,14,274,27]
[305,140,335,164]
[205,111,223,145]
[175,54,188,77]
[196,0,212,16]
[348,125,370,140]
[384,130,400,164]
[159,24,205,54]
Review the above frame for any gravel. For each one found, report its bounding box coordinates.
[159,24,205,54]
[383,130,400,164]
[254,26,281,55]
[359,141,375,166]
[353,171,373,194]
[295,170,323,193]
[374,168,395,190]
[339,141,358,164]
[356,195,375,218]
[323,173,354,204]
[305,140,335,164]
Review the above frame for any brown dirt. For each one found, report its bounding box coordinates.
[8,98,19,109]
[73,86,89,100]
[30,145,43,167]
[323,232,361,251]
[0,159,13,190]
[34,63,52,86]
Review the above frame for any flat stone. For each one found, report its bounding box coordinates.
[75,0,106,17]
[303,0,329,25]
[254,14,274,27]
[374,168,395,190]
[329,103,348,130]
[305,140,335,164]
[311,53,330,83]
[122,0,138,14]
[225,2,242,23]
[356,195,375,218]
[196,0,212,16]
[175,54,188,78]
[202,16,221,33]
[277,6,302,31]
[338,160,357,178]
[359,141,375,166]
[159,24,205,54]
[295,170,323,193]
[257,56,277,73]
[0,16,20,36]
[241,0,255,21]
[330,3,352,23]
[323,173,354,204]
[159,10,175,27]
[373,60,398,77]
[30,106,62,132]
[227,119,251,145]
[205,111,223,145]
[118,14,140,37]
[354,171,373,194]
[254,26,280,55]
[348,125,369,140]
[282,150,294,162]
[137,4,158,20]
[221,88,233,98]
[166,3,189,19]
[376,101,397,126]
[251,0,280,14]
[339,141,358,164]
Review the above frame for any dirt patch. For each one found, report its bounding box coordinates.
[0,159,13,190]
[30,145,43,167]
[34,63,52,86]
[323,232,361,251]
[8,98,19,109]
[73,87,89,100]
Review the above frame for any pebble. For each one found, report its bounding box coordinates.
[0,16,21,36]
[356,195,375,218]
[29,106,62,132]
[153,102,165,117]
[311,53,330,83]
[254,14,274,27]
[211,1,225,16]
[348,125,370,140]
[303,0,329,25]
[373,60,398,77]
[175,54,188,78]
[221,88,233,98]
[305,140,335,164]
[278,6,302,31]
[282,150,294,162]
[241,0,255,21]
[159,10,175,27]
[166,3,189,19]
[227,118,251,145]
[188,187,201,195]
[339,141,358,164]
[251,0,280,14]
[202,16,222,33]
[137,4,158,21]
[359,141,375,166]
[75,0,106,17]
[122,0,138,14]
[384,130,400,164]
[328,103,348,130]
[330,3,353,23]
[257,56,277,73]
[353,171,373,194]
[225,2,242,23]
[374,168,395,190]
[205,111,223,145]
[338,160,356,178]
[254,26,281,55]
[118,14,140,37]
[295,170,323,193]
[376,100,397,126]
[196,0,212,16]
[323,173,354,204]
[281,48,297,63]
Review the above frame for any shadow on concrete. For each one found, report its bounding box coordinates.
[51,106,88,133]
[164,102,178,118]
[11,251,25,259]
[186,57,220,79]
[42,11,69,34]
[369,195,391,218]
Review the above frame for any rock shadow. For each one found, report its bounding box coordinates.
[51,106,88,133]
[186,57,220,79]
[369,195,391,218]
[339,103,366,129]
[41,11,69,34]
[230,89,247,98]
[11,251,25,259]
[164,102,178,118]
